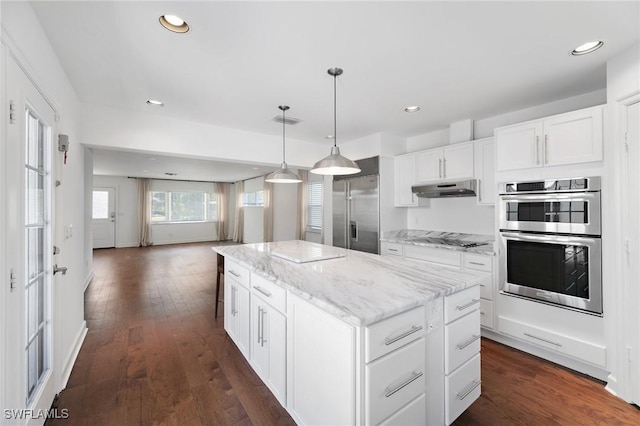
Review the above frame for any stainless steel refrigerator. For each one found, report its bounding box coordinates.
[332,157,380,254]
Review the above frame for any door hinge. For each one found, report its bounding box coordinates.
[10,268,16,291]
[9,100,17,124]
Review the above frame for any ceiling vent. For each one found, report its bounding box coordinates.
[272,115,301,125]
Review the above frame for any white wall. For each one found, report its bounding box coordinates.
[272,176,299,242]
[243,176,264,243]
[1,0,87,398]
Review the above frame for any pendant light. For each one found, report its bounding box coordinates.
[265,105,302,183]
[310,68,361,175]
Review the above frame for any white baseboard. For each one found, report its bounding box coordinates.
[115,242,139,248]
[59,321,88,390]
[83,271,94,292]
[482,328,610,382]
[151,237,219,246]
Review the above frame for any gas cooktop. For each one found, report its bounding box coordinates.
[407,237,487,248]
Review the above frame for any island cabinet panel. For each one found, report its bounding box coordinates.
[224,260,250,358]
[379,394,426,426]
[286,293,358,426]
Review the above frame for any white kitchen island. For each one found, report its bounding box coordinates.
[213,240,483,425]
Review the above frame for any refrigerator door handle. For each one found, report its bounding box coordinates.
[350,221,358,242]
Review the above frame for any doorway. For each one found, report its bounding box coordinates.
[92,187,116,249]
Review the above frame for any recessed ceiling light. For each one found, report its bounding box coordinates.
[159,15,189,33]
[142,169,149,172]
[252,167,259,170]
[325,135,335,139]
[146,100,164,107]
[571,41,604,56]
[148,157,156,161]
[404,106,421,113]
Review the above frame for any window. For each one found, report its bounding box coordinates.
[151,191,217,223]
[307,181,323,232]
[92,190,109,219]
[242,190,264,207]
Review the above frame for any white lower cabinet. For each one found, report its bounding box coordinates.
[250,293,287,405]
[379,394,426,426]
[445,354,481,425]
[224,261,251,358]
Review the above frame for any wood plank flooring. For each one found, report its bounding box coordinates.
[47,242,639,425]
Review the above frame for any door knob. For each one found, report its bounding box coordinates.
[53,264,68,275]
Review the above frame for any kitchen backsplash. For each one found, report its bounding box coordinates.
[406,196,495,236]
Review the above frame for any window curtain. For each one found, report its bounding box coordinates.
[232,180,244,243]
[296,170,309,240]
[263,179,274,242]
[138,178,153,246]
[215,182,230,241]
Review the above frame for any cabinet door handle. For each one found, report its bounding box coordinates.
[257,306,263,344]
[456,298,480,311]
[384,325,423,346]
[384,371,423,398]
[442,157,446,179]
[231,287,237,316]
[468,261,486,266]
[261,308,268,347]
[524,332,562,347]
[438,158,443,179]
[457,379,481,400]
[456,334,481,350]
[478,179,482,202]
[229,270,241,278]
[535,136,540,165]
[544,134,548,164]
[254,286,272,298]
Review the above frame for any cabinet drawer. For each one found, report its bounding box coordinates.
[379,393,425,426]
[251,273,286,313]
[381,242,404,257]
[365,305,425,362]
[444,286,480,324]
[445,310,481,374]
[498,316,606,367]
[463,253,493,273]
[225,259,250,288]
[404,245,462,268]
[366,338,425,426]
[477,273,493,300]
[480,299,494,329]
[445,354,481,425]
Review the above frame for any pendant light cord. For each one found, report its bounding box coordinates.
[282,108,286,163]
[333,73,337,148]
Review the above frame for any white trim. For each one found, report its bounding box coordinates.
[83,271,94,292]
[59,322,87,390]
[150,237,219,246]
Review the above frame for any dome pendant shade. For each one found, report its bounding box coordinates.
[266,105,301,184]
[311,67,361,176]
[266,162,302,183]
[310,146,360,175]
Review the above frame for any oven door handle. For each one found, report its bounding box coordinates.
[499,192,598,202]
[500,232,599,245]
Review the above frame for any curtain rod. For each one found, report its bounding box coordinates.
[126,176,235,184]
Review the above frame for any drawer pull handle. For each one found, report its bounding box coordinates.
[468,261,486,266]
[456,299,480,311]
[456,334,481,350]
[254,286,272,298]
[229,270,241,278]
[384,371,423,398]
[524,332,562,347]
[457,379,481,400]
[384,325,423,346]
[388,248,399,252]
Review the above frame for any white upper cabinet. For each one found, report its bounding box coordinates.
[416,142,474,183]
[495,105,603,171]
[394,152,418,206]
[473,137,496,205]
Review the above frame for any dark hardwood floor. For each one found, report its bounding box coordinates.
[47,242,639,425]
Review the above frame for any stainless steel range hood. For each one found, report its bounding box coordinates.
[411,179,477,198]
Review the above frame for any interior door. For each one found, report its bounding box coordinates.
[348,175,379,254]
[92,187,116,248]
[4,54,58,419]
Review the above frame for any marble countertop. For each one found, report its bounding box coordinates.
[213,240,483,327]
[380,230,495,255]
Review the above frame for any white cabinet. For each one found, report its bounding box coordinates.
[416,142,474,183]
[394,153,418,206]
[473,137,496,205]
[496,105,603,171]
[224,260,251,358]
[251,293,287,404]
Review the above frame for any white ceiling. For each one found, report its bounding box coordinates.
[30,1,640,181]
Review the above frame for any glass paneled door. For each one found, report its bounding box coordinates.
[3,54,58,419]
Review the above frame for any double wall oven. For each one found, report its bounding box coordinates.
[499,177,602,315]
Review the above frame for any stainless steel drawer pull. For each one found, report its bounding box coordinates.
[254,286,272,298]
[456,299,480,311]
[384,325,424,346]
[388,248,399,252]
[468,261,486,266]
[457,379,481,400]
[384,371,423,398]
[524,332,562,347]
[456,334,481,350]
[228,270,241,278]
